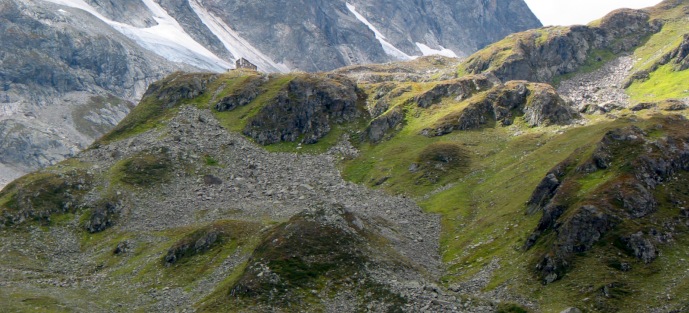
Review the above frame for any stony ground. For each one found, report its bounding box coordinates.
[557,55,634,111]
[0,106,510,312]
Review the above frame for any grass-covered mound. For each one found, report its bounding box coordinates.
[215,208,407,312]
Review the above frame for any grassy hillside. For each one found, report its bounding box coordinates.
[2,1,689,312]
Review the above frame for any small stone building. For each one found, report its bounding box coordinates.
[235,57,258,71]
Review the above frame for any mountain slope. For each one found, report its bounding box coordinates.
[6,1,689,312]
[0,0,193,187]
[0,0,541,189]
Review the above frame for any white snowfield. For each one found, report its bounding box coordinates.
[44,0,232,72]
[415,42,459,58]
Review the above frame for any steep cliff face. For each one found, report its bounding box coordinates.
[43,0,541,73]
[197,0,541,71]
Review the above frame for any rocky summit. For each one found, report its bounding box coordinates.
[3,0,689,312]
[0,0,540,189]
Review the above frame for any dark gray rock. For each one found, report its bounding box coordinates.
[164,229,221,265]
[215,75,266,112]
[534,205,617,283]
[113,241,130,255]
[203,175,223,186]
[411,75,497,108]
[85,202,121,233]
[630,102,657,111]
[619,232,658,263]
[523,83,578,126]
[147,73,219,108]
[199,0,540,71]
[616,182,656,218]
[671,34,689,71]
[84,0,157,27]
[243,75,360,145]
[366,107,404,142]
[526,173,561,215]
[659,99,689,111]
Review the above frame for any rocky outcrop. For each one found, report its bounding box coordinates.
[410,75,498,108]
[0,169,93,227]
[366,106,405,142]
[243,75,361,145]
[84,201,122,233]
[145,72,219,108]
[525,118,689,283]
[425,81,578,136]
[619,232,658,264]
[463,9,661,83]
[215,75,266,111]
[163,222,240,265]
[229,206,440,311]
[671,34,689,71]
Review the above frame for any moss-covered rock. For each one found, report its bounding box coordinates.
[243,74,361,145]
[414,142,470,183]
[410,74,497,108]
[461,9,660,83]
[117,149,172,187]
[525,117,689,283]
[425,81,577,136]
[0,169,93,227]
[84,199,122,233]
[229,207,406,311]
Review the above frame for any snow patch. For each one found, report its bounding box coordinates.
[346,3,412,61]
[42,0,232,72]
[415,43,458,58]
[188,0,289,73]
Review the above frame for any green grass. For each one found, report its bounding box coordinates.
[627,63,689,101]
[624,6,689,103]
[341,89,689,311]
[203,155,219,166]
[115,151,172,187]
